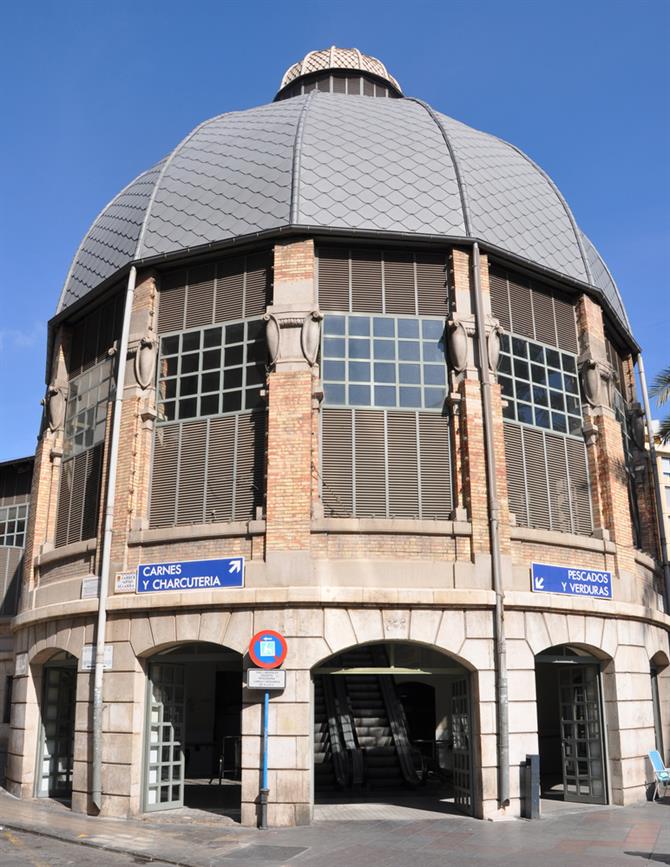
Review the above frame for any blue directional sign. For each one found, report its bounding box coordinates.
[531,562,612,600]
[137,557,244,593]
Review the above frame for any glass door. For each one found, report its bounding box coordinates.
[451,677,472,813]
[558,665,606,804]
[144,662,185,811]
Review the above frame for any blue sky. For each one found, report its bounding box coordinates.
[1,0,668,460]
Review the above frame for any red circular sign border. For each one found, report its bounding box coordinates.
[248,629,288,669]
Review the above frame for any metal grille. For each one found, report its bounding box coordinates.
[68,290,124,376]
[559,665,606,804]
[0,503,28,548]
[63,357,114,459]
[451,677,472,813]
[489,263,578,352]
[37,665,76,799]
[0,546,23,616]
[321,408,453,519]
[318,248,447,316]
[503,421,593,535]
[149,411,266,529]
[55,444,104,547]
[144,663,185,810]
[157,253,271,334]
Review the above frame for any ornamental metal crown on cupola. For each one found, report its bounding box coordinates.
[57,47,631,341]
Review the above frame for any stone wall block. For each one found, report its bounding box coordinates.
[198,610,230,646]
[223,610,254,653]
[324,609,357,654]
[349,609,383,645]
[382,609,410,641]
[409,609,442,645]
[435,610,466,657]
[174,612,201,644]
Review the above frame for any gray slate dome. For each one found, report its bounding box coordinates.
[58,67,629,334]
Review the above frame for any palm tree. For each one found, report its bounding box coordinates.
[650,366,670,442]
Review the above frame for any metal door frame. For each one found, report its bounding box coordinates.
[34,658,77,799]
[142,660,186,812]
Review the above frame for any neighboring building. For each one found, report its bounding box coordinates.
[0,456,33,782]
[651,421,670,565]
[5,48,669,825]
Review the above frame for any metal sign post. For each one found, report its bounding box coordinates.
[248,630,288,830]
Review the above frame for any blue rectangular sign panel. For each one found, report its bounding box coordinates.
[137,557,244,593]
[531,562,612,600]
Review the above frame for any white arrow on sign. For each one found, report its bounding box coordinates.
[534,576,545,590]
[228,559,242,574]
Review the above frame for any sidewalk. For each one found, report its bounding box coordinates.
[1,787,669,866]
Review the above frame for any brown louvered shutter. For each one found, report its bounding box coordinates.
[185,264,215,329]
[418,413,452,519]
[354,410,387,516]
[522,427,551,529]
[387,412,419,518]
[81,444,103,541]
[553,294,578,354]
[67,452,88,544]
[244,253,270,317]
[0,548,22,616]
[215,257,244,323]
[503,423,527,526]
[489,267,511,331]
[545,433,572,532]
[234,411,266,519]
[532,288,557,347]
[55,460,73,547]
[176,421,207,524]
[318,248,350,311]
[150,425,180,528]
[158,270,187,333]
[508,273,534,338]
[351,250,383,313]
[321,409,353,516]
[565,438,593,534]
[416,253,447,316]
[205,416,235,522]
[383,252,416,315]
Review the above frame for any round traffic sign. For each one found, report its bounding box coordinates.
[249,630,288,669]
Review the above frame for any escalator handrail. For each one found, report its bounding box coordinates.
[320,675,350,788]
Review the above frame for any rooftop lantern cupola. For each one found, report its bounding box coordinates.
[275,46,403,100]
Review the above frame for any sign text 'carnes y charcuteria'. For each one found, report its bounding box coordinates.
[137,557,244,593]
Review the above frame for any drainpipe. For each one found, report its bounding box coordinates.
[92,265,137,811]
[471,242,510,808]
[636,353,670,611]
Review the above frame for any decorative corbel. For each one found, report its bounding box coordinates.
[264,313,280,366]
[301,311,323,367]
[134,336,157,389]
[580,358,601,407]
[487,322,502,374]
[447,318,468,373]
[42,385,66,433]
[628,402,646,451]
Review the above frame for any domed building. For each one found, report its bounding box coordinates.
[5,47,669,825]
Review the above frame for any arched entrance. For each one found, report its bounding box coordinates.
[35,650,77,802]
[143,642,242,818]
[535,644,609,804]
[312,641,475,815]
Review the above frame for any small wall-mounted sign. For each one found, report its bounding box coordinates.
[14,653,27,676]
[531,562,612,599]
[81,644,113,671]
[246,669,286,690]
[80,576,100,599]
[115,571,137,593]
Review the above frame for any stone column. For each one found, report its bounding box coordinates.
[264,240,321,582]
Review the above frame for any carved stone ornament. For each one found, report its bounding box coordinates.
[300,311,323,367]
[580,358,601,407]
[264,314,280,365]
[629,403,646,451]
[487,323,502,373]
[447,318,468,373]
[44,385,65,432]
[134,336,157,389]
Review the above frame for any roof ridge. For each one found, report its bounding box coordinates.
[136,110,235,258]
[290,92,317,225]
[57,158,167,312]
[406,98,472,236]
[496,135,593,286]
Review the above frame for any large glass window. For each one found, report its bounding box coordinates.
[63,358,114,459]
[0,504,28,548]
[499,333,582,436]
[157,320,265,423]
[322,314,447,411]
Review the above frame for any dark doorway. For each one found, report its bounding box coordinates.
[535,646,608,804]
[312,641,474,816]
[143,643,241,818]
